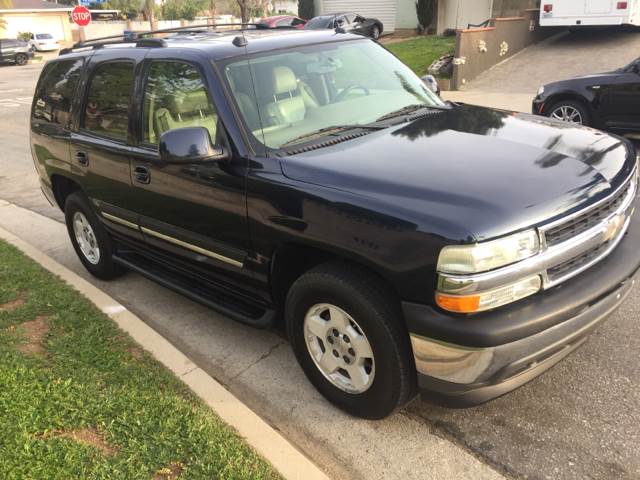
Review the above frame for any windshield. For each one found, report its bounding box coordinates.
[224,39,445,150]
[304,17,333,29]
[36,34,53,40]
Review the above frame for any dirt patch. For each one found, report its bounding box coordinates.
[153,462,184,479]
[17,316,49,355]
[37,428,118,456]
[127,345,144,360]
[0,291,27,312]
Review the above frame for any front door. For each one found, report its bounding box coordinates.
[127,54,250,280]
[602,68,640,132]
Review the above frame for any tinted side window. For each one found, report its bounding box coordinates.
[291,17,305,26]
[83,62,134,141]
[142,61,217,145]
[33,59,84,126]
[276,18,293,26]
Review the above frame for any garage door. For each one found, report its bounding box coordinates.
[4,15,66,41]
[323,0,396,32]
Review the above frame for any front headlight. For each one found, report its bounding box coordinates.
[437,229,540,274]
[537,86,545,97]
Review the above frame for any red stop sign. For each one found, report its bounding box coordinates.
[71,6,91,27]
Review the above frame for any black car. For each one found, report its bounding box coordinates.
[31,27,639,419]
[532,57,640,132]
[304,12,383,39]
[0,38,34,65]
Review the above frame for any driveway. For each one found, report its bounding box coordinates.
[1,58,639,480]
[445,27,640,113]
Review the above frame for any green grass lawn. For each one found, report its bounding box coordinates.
[386,36,456,76]
[0,240,280,480]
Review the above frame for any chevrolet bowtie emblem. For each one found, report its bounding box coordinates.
[603,214,625,242]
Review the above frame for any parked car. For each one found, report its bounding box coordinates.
[532,57,640,133]
[259,15,306,29]
[304,12,383,39]
[32,28,639,419]
[0,38,34,65]
[28,33,60,52]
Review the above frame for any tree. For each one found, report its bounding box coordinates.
[415,0,437,32]
[0,0,11,29]
[236,0,249,22]
[298,0,313,20]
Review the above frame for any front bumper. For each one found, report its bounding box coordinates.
[405,209,640,407]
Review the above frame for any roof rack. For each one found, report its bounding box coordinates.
[60,22,268,55]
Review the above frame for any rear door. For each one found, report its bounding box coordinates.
[1,40,17,61]
[70,49,147,239]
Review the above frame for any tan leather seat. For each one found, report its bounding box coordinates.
[262,66,305,126]
[154,90,217,141]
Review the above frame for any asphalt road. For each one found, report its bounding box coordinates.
[1,33,639,480]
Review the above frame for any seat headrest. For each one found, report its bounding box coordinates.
[270,66,298,95]
[173,90,210,114]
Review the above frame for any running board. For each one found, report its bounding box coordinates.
[112,253,275,329]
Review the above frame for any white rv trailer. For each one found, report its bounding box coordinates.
[539,0,640,26]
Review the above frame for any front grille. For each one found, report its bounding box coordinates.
[547,241,610,281]
[544,181,631,247]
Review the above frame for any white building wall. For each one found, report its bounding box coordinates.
[437,0,493,33]
[318,0,397,32]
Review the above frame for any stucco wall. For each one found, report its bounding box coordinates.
[451,9,559,89]
[437,0,493,33]
[0,11,72,42]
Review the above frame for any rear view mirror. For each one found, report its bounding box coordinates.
[421,74,441,96]
[159,127,228,164]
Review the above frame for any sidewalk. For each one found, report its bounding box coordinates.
[442,91,532,113]
[0,199,506,480]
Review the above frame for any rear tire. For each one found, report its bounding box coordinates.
[371,25,380,39]
[64,192,125,280]
[15,53,28,66]
[286,262,416,419]
[547,99,590,126]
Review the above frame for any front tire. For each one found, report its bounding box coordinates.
[286,263,416,419]
[547,99,590,126]
[15,53,28,66]
[371,25,380,39]
[64,192,125,280]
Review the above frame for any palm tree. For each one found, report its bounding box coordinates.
[0,0,13,30]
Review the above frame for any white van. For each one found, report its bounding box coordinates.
[539,0,640,26]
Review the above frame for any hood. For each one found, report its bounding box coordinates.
[546,71,621,90]
[280,105,636,241]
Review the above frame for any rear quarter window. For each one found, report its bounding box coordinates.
[33,59,84,127]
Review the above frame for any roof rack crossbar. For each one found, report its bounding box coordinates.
[64,23,262,50]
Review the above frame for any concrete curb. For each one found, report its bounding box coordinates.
[0,224,330,480]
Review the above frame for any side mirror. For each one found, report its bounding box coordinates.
[159,127,228,164]
[421,74,441,96]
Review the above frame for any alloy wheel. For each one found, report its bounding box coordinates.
[72,211,101,264]
[550,105,583,124]
[303,303,375,394]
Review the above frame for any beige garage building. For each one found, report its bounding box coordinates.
[0,0,72,43]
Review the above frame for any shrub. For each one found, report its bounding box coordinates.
[17,31,32,42]
[415,0,437,32]
[298,0,313,20]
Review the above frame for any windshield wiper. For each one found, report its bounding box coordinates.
[280,124,385,148]
[375,103,448,122]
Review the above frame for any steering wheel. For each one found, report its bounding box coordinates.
[334,83,370,102]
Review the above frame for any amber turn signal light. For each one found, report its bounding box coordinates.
[435,293,481,313]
